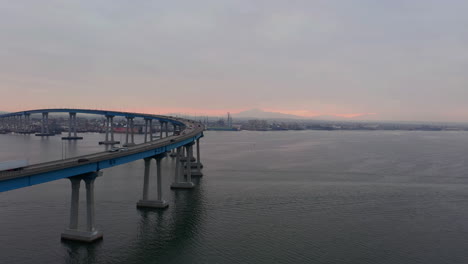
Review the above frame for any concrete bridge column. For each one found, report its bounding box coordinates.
[186,144,193,182]
[9,116,13,131]
[159,121,163,139]
[144,119,150,143]
[84,176,97,233]
[12,115,17,132]
[98,115,119,145]
[10,116,15,132]
[36,112,51,136]
[8,117,13,131]
[17,115,22,133]
[130,118,135,144]
[171,144,195,189]
[68,177,81,230]
[173,147,182,183]
[141,158,151,201]
[149,119,153,141]
[165,122,169,137]
[125,117,130,144]
[105,116,110,142]
[69,114,73,137]
[192,138,204,177]
[62,113,83,140]
[123,117,135,147]
[109,116,115,142]
[137,155,169,209]
[44,112,49,134]
[61,172,103,243]
[73,113,77,137]
[41,114,45,134]
[25,114,31,133]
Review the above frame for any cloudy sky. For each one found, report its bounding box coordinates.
[1,1,467,121]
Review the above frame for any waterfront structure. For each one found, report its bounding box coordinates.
[0,109,204,243]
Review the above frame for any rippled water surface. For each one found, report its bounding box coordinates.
[2,131,468,263]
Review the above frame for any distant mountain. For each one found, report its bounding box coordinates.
[233,109,304,120]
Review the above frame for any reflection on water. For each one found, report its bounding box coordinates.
[2,131,468,263]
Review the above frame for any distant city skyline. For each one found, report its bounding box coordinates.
[1,1,468,122]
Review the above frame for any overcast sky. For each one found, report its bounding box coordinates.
[1,1,467,121]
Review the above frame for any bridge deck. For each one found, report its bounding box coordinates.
[0,109,204,192]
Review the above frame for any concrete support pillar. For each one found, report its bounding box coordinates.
[137,155,169,209]
[68,113,73,138]
[17,115,22,133]
[197,139,201,167]
[186,144,193,183]
[171,145,195,189]
[165,122,169,137]
[68,177,81,230]
[123,117,135,146]
[142,158,151,201]
[41,113,45,134]
[37,112,51,136]
[61,172,103,243]
[105,116,110,142]
[84,177,96,233]
[144,119,149,143]
[192,138,204,176]
[149,119,153,141]
[156,157,164,201]
[125,117,130,144]
[109,116,114,142]
[98,115,118,145]
[130,118,135,144]
[44,112,49,134]
[159,121,163,139]
[62,113,82,140]
[174,147,181,183]
[18,115,21,132]
[24,114,30,133]
[73,113,77,137]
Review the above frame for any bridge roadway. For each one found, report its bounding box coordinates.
[0,108,205,242]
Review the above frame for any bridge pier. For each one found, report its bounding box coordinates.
[61,172,103,243]
[192,138,203,176]
[137,155,169,209]
[124,117,135,147]
[36,112,54,136]
[144,118,153,143]
[159,121,164,139]
[171,145,195,189]
[19,113,33,134]
[16,115,21,133]
[165,122,169,137]
[99,115,119,145]
[149,119,153,141]
[144,119,149,143]
[62,112,83,140]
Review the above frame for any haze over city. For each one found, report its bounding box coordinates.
[1,1,468,122]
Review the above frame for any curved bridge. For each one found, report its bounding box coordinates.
[0,108,205,242]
